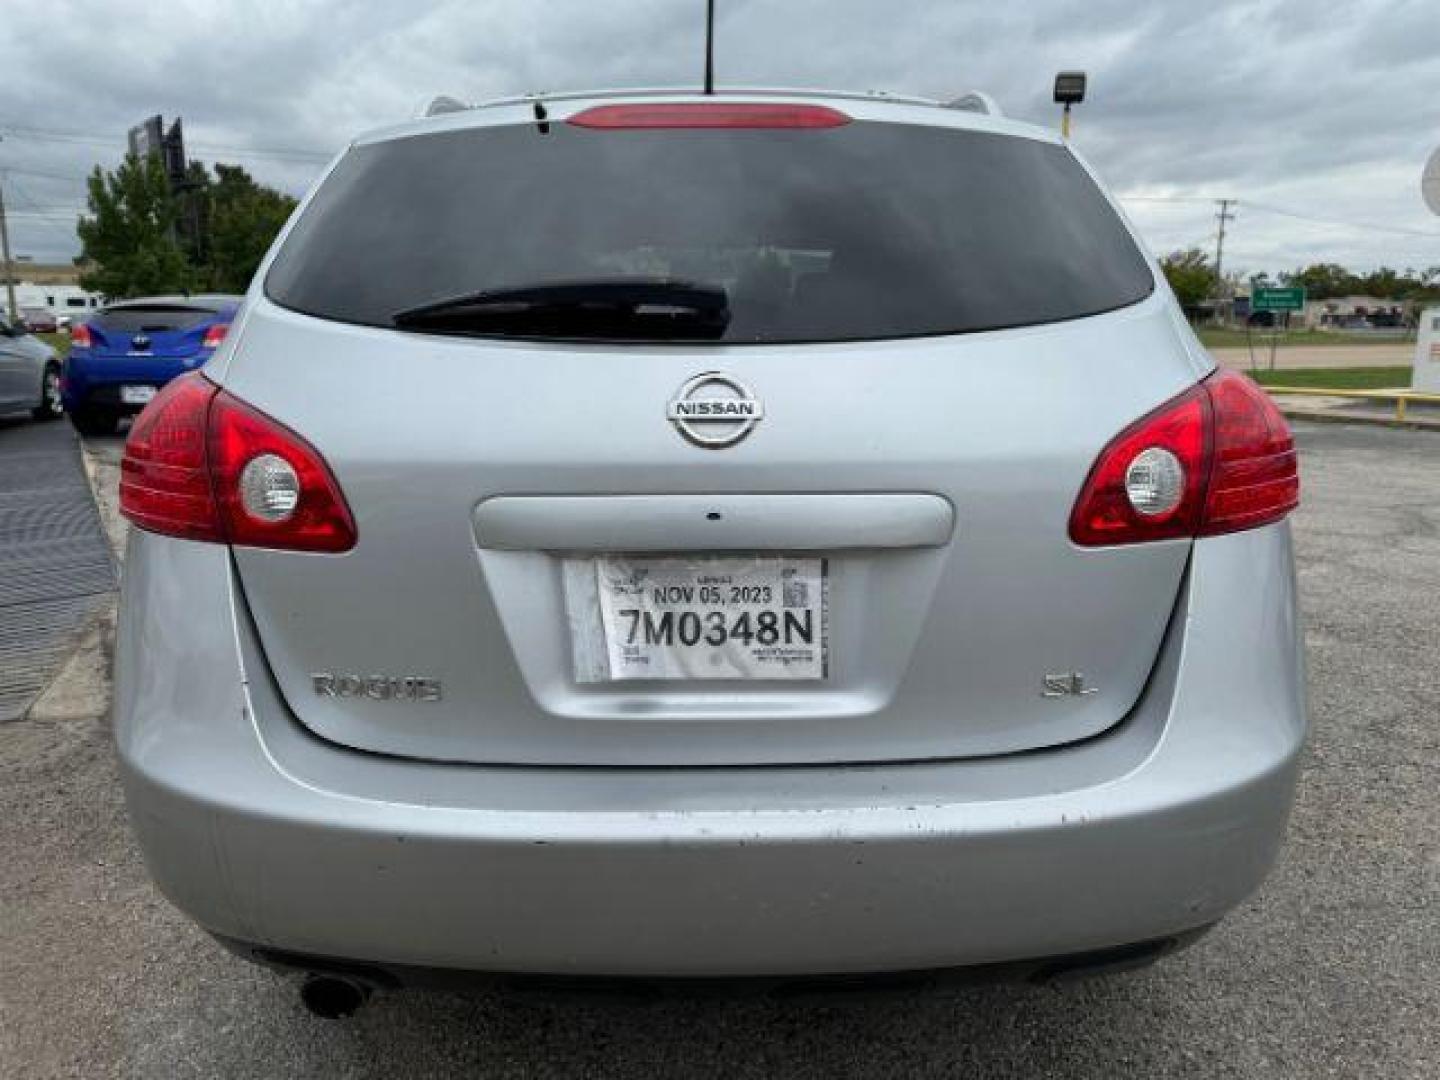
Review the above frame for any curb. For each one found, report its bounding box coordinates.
[1277,406,1440,432]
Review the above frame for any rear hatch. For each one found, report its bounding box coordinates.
[221,100,1203,767]
[88,303,218,359]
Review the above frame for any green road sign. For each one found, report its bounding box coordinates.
[1252,286,1307,312]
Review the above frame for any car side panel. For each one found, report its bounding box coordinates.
[0,332,45,410]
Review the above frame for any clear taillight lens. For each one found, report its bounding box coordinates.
[119,373,356,552]
[1124,446,1186,517]
[1070,370,1298,546]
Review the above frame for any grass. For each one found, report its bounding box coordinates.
[38,332,70,358]
[1197,327,1412,348]
[1247,366,1413,390]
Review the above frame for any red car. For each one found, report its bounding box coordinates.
[21,308,58,334]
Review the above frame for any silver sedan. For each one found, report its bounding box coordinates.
[0,315,62,422]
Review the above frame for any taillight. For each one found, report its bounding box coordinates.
[1200,371,1300,535]
[1070,370,1298,546]
[120,373,356,552]
[567,103,851,129]
[119,376,219,542]
[206,389,356,551]
[70,324,93,348]
[1069,384,1211,546]
[202,323,229,349]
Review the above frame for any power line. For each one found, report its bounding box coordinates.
[1118,195,1221,204]
[1120,193,1440,239]
[1,165,89,185]
[0,121,334,163]
[1,177,81,245]
[1240,199,1440,239]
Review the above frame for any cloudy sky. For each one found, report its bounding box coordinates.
[2,0,1438,275]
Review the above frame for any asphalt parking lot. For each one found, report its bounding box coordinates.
[1,420,1436,1079]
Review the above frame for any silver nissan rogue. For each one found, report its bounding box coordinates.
[114,89,1305,1010]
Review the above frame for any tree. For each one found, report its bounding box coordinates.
[202,165,298,293]
[1160,248,1214,310]
[76,157,297,298]
[1280,263,1355,300]
[1357,266,1402,299]
[76,154,197,298]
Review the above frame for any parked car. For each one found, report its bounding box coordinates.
[21,307,58,333]
[62,295,241,435]
[113,89,1306,1014]
[0,315,62,422]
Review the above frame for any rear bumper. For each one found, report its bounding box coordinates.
[114,526,1306,977]
[61,355,198,411]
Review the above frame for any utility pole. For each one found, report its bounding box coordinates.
[0,139,18,323]
[1213,198,1236,303]
[703,0,716,95]
[0,180,17,325]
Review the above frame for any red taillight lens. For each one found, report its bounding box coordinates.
[202,323,229,349]
[1070,370,1298,546]
[567,103,851,130]
[206,390,356,551]
[119,375,220,542]
[70,324,93,348]
[1069,384,1211,546]
[119,373,356,552]
[1200,371,1300,536]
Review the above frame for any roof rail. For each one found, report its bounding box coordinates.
[944,91,1002,117]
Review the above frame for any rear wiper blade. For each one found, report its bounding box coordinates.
[392,278,730,340]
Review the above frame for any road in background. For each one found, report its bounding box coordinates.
[1210,343,1413,371]
[0,422,1436,1078]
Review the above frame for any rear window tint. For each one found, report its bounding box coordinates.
[93,306,214,334]
[266,119,1154,344]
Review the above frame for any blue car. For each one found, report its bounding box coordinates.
[63,295,242,434]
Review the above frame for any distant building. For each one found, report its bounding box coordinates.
[1300,296,1410,330]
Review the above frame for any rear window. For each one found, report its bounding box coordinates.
[93,306,215,334]
[266,118,1154,344]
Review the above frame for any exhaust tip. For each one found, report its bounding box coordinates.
[300,974,372,1019]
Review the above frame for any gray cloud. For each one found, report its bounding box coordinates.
[2,0,1437,273]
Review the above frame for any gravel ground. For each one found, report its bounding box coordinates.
[0,422,1436,1079]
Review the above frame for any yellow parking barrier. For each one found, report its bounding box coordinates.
[1261,386,1440,424]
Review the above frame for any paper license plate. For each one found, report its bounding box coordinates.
[593,556,828,680]
[120,385,157,405]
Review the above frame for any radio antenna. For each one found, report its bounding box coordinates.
[703,0,716,94]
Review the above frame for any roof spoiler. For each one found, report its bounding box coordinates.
[418,95,468,118]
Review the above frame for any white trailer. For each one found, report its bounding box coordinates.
[11,282,105,325]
